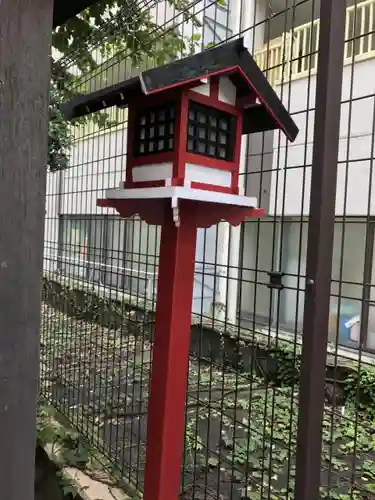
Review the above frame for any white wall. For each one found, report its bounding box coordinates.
[44,0,238,316]
[269,57,375,216]
[268,0,320,40]
[46,0,375,333]
[240,219,370,345]
[149,0,231,49]
[46,120,221,315]
[279,221,307,330]
[240,220,279,322]
[61,127,128,215]
[44,171,61,273]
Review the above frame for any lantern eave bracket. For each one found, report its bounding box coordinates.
[97,187,265,228]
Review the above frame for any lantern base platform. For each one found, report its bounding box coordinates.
[104,186,258,207]
[97,186,265,228]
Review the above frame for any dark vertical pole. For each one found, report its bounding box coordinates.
[0,0,53,498]
[295,1,346,499]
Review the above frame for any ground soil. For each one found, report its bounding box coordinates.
[40,304,375,500]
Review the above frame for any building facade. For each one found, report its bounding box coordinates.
[44,0,375,352]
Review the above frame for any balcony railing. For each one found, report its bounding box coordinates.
[254,0,375,86]
[71,0,375,141]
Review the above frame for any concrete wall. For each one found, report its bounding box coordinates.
[45,171,62,274]
[269,57,375,216]
[45,121,221,315]
[45,0,375,338]
[47,56,375,329]
[267,0,320,41]
[61,128,127,215]
[240,53,375,345]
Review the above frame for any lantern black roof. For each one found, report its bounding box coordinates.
[62,38,298,141]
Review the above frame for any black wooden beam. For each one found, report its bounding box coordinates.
[0,0,54,498]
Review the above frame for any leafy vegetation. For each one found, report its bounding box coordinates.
[40,284,375,499]
[49,0,203,172]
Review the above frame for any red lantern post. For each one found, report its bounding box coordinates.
[63,37,298,500]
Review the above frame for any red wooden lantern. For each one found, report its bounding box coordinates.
[62,38,298,500]
[125,74,247,196]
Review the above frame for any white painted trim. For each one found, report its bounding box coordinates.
[139,72,148,95]
[132,162,173,182]
[185,162,232,187]
[225,0,263,324]
[192,79,211,96]
[104,186,258,208]
[218,76,237,105]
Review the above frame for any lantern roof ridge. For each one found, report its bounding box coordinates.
[62,37,298,141]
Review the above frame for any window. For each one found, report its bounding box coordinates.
[104,217,127,289]
[133,103,175,156]
[58,215,160,299]
[123,217,160,297]
[58,216,106,282]
[241,218,374,352]
[240,220,278,327]
[186,101,236,161]
[280,220,367,344]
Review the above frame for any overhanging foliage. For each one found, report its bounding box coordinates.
[48,0,203,172]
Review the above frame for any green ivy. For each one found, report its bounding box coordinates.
[42,275,375,418]
[267,344,301,386]
[40,298,375,499]
[344,367,375,417]
[42,277,147,335]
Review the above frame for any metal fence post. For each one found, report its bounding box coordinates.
[295,1,346,498]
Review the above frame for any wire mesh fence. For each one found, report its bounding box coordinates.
[40,0,375,498]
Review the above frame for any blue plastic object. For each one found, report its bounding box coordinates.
[331,301,361,344]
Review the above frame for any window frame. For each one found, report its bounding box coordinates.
[133,102,176,157]
[186,100,236,161]
[58,215,108,283]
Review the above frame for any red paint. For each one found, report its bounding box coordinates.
[172,95,183,179]
[126,179,166,189]
[210,76,219,100]
[188,88,241,116]
[184,152,236,171]
[125,69,254,195]
[143,201,197,500]
[235,94,257,109]
[98,193,265,500]
[132,151,174,167]
[232,112,244,193]
[174,91,189,179]
[101,71,269,500]
[143,64,294,141]
[170,177,185,187]
[125,89,181,188]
